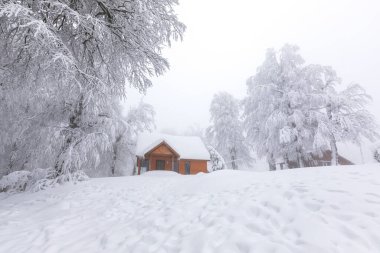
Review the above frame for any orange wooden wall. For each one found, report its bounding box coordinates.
[151,145,175,156]
[147,158,208,174]
[149,156,174,170]
[178,160,208,174]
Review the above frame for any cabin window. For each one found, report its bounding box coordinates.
[185,161,191,175]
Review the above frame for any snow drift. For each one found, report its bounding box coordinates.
[1,164,380,253]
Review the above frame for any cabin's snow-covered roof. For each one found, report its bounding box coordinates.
[337,141,377,165]
[136,133,210,160]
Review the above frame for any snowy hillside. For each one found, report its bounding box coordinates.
[1,165,380,253]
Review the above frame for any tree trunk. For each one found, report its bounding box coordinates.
[20,153,30,171]
[283,154,289,170]
[53,136,72,178]
[268,153,276,171]
[230,147,237,170]
[111,144,117,176]
[54,94,84,178]
[330,137,338,166]
[6,142,17,175]
[231,157,237,170]
[297,148,304,168]
[297,152,304,168]
[327,103,338,166]
[111,134,123,176]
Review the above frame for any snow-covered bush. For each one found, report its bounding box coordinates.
[0,168,89,193]
[31,170,89,192]
[0,171,31,193]
[207,146,227,171]
[374,147,380,163]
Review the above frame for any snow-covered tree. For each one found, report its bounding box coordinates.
[244,44,378,169]
[207,146,227,171]
[58,100,155,178]
[305,65,378,165]
[112,102,155,176]
[243,45,313,169]
[0,0,184,182]
[207,92,253,170]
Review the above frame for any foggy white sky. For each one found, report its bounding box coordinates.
[124,0,380,133]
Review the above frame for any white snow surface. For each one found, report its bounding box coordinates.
[1,164,380,253]
[136,133,210,160]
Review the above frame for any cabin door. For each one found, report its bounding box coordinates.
[156,160,165,170]
[185,161,191,175]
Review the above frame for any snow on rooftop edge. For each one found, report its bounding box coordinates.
[136,133,210,160]
[337,141,377,164]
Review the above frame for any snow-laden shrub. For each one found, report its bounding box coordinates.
[30,169,88,192]
[52,170,89,184]
[0,171,31,192]
[374,148,380,163]
[207,146,227,171]
[0,169,50,193]
[0,168,89,193]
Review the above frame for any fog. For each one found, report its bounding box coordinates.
[124,0,380,134]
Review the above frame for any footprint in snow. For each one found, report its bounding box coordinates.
[304,202,321,212]
[364,199,380,205]
[100,234,108,249]
[365,192,380,199]
[293,187,308,194]
[283,191,294,200]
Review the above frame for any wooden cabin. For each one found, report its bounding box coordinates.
[307,150,354,166]
[136,133,210,175]
[276,150,354,170]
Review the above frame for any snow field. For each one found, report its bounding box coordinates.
[1,165,380,253]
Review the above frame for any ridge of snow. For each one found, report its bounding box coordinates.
[1,164,380,252]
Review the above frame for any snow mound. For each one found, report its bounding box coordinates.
[141,171,180,177]
[0,169,50,193]
[0,171,31,192]
[1,164,380,253]
[0,169,90,193]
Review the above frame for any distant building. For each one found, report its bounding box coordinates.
[136,133,210,175]
[277,150,354,170]
[307,150,354,167]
